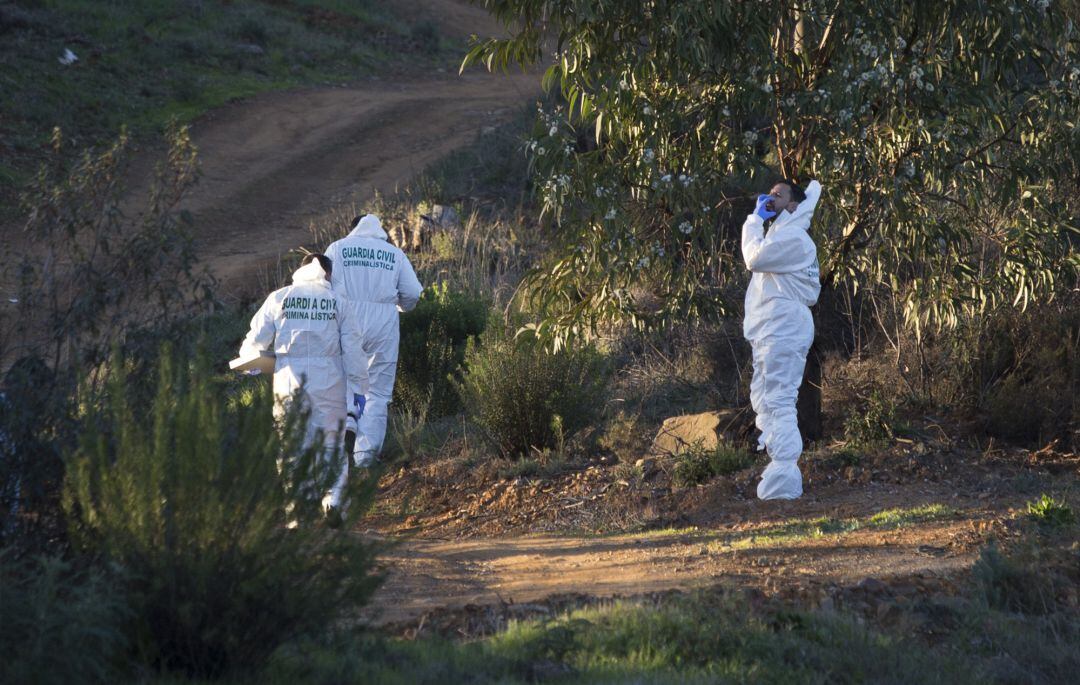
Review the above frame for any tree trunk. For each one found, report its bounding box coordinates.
[797,337,823,442]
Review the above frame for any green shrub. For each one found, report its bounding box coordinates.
[1026,494,1075,528]
[671,441,756,487]
[842,390,896,448]
[973,545,1055,615]
[396,284,489,417]
[457,327,609,458]
[63,348,382,677]
[0,552,128,684]
[0,356,71,556]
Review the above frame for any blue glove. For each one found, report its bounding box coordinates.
[754,194,777,220]
[353,393,366,418]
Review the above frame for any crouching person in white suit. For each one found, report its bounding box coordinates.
[741,179,822,500]
[326,215,423,467]
[239,253,367,522]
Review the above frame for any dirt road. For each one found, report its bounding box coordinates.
[114,0,538,298]
[364,476,1024,626]
[158,71,536,296]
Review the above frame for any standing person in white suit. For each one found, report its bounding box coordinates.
[326,214,423,467]
[741,179,822,500]
[238,253,367,520]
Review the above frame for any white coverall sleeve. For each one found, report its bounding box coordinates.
[395,256,423,312]
[741,215,814,273]
[337,300,369,414]
[239,296,277,357]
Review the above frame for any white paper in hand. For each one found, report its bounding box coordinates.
[229,350,275,375]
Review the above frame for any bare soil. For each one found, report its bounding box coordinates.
[362,440,1079,629]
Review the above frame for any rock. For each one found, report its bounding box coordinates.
[650,409,749,456]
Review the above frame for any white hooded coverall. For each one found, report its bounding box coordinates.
[239,260,367,510]
[742,180,822,500]
[325,215,423,466]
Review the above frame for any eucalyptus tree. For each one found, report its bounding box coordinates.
[465,0,1080,349]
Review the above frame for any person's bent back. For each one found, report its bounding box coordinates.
[326,215,422,466]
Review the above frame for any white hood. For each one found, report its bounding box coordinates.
[349,214,388,240]
[292,259,329,285]
[771,180,822,232]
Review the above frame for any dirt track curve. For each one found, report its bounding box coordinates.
[125,0,538,298]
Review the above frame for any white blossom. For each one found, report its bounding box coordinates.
[549,124,558,136]
[743,130,758,145]
[643,105,653,115]
[642,148,655,163]
[536,146,546,156]
[661,173,672,184]
[761,82,773,93]
[637,257,650,269]
[678,221,693,234]
[605,208,617,220]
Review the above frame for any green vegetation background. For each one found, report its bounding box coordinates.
[0,0,452,215]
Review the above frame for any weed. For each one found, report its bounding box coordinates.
[611,462,644,484]
[1026,494,1075,527]
[973,545,1056,615]
[842,390,897,448]
[671,441,756,487]
[597,411,645,463]
[64,348,382,677]
[397,284,489,417]
[0,553,128,684]
[457,326,609,458]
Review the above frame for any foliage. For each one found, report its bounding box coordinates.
[671,440,756,487]
[264,591,969,684]
[396,284,489,417]
[841,390,897,448]
[63,348,382,677]
[1026,494,1075,527]
[457,323,609,457]
[973,544,1059,615]
[0,0,451,212]
[0,552,128,685]
[0,356,71,557]
[4,124,206,369]
[466,0,1080,345]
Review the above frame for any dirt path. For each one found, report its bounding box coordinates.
[161,0,536,298]
[364,479,1017,625]
[151,70,536,297]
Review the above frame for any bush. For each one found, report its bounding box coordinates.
[973,545,1056,615]
[671,441,756,487]
[0,356,71,557]
[1026,494,1075,528]
[842,390,897,448]
[457,326,609,458]
[63,348,382,677]
[0,552,128,684]
[396,284,489,417]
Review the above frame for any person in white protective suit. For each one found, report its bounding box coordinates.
[742,179,822,500]
[325,214,423,467]
[238,253,367,521]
